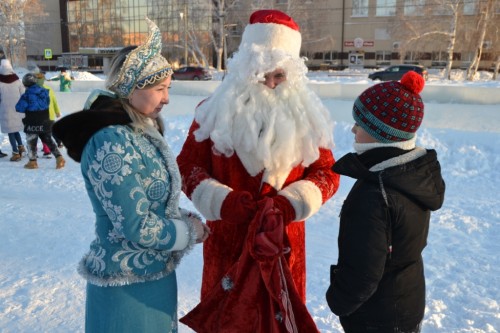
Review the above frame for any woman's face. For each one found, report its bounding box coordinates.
[129,76,172,119]
[352,123,378,143]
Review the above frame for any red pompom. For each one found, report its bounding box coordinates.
[400,71,425,94]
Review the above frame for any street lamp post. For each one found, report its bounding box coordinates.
[179,5,188,65]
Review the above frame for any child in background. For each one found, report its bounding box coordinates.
[35,72,63,158]
[325,71,445,332]
[49,67,73,92]
[15,73,65,169]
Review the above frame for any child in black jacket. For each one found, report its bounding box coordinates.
[15,73,65,169]
[326,71,445,332]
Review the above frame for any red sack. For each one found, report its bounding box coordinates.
[180,198,319,333]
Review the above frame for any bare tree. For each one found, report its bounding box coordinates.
[465,0,496,80]
[492,18,500,80]
[175,0,333,71]
[0,0,46,66]
[489,1,500,80]
[218,0,327,70]
[389,0,464,80]
[211,0,244,71]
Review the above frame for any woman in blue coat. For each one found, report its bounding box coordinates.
[53,18,209,333]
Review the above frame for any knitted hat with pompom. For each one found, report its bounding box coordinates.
[353,71,425,143]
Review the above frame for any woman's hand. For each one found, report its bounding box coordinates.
[194,219,211,243]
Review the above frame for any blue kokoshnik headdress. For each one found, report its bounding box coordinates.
[107,17,173,98]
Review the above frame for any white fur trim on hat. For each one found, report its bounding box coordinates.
[0,59,14,75]
[278,180,323,221]
[190,178,231,221]
[241,22,302,58]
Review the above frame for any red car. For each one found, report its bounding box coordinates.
[172,66,212,80]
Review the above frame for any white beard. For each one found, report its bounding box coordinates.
[194,73,334,189]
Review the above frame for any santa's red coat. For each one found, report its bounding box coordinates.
[180,198,321,333]
[177,119,339,305]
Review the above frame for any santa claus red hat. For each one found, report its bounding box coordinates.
[240,9,301,58]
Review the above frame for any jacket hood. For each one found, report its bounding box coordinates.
[333,148,445,211]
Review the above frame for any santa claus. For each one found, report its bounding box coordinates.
[177,9,340,332]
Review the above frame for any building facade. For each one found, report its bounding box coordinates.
[25,0,498,72]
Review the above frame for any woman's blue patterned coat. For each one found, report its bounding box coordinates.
[79,124,197,287]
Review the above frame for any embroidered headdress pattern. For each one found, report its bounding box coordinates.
[107,17,173,98]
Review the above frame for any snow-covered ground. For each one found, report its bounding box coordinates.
[0,68,499,333]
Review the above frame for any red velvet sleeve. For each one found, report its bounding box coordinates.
[176,120,213,198]
[301,148,340,203]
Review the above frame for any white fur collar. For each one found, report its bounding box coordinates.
[354,136,417,154]
[369,147,427,172]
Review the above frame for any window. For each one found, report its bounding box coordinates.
[432,51,448,62]
[404,0,425,16]
[434,3,453,15]
[404,51,421,64]
[376,0,396,16]
[313,52,323,60]
[376,51,392,66]
[352,0,369,17]
[463,0,476,15]
[324,51,340,61]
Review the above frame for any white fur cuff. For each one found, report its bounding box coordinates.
[279,180,323,221]
[190,178,232,221]
[170,219,190,251]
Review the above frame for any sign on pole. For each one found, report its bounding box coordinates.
[44,49,52,60]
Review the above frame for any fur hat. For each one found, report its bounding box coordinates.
[241,9,301,59]
[226,10,304,82]
[0,59,14,75]
[353,71,425,143]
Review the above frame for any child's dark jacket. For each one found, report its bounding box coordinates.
[15,85,50,134]
[326,147,445,330]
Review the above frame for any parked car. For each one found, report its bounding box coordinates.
[368,64,428,81]
[172,66,212,80]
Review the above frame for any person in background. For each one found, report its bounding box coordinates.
[177,9,339,332]
[35,72,63,157]
[0,59,26,161]
[325,71,446,333]
[49,67,73,92]
[15,73,65,169]
[52,18,210,333]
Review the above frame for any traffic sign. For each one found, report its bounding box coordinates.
[44,49,52,60]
